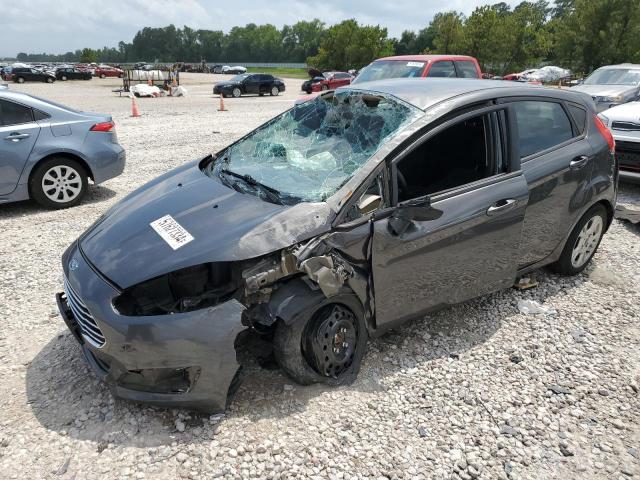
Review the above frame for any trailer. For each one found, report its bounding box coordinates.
[120,67,179,92]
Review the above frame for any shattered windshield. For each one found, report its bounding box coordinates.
[206,90,422,204]
[353,60,426,84]
[584,68,640,86]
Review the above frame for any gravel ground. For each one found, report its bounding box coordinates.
[0,73,638,480]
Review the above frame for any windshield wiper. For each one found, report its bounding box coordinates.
[220,169,284,205]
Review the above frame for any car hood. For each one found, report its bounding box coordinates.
[570,84,635,97]
[79,160,335,289]
[601,101,640,121]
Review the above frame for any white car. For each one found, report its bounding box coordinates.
[600,102,640,183]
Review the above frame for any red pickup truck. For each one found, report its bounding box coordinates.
[353,54,482,84]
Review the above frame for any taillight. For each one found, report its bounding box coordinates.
[593,114,615,152]
[90,121,114,132]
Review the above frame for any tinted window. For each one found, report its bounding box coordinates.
[456,61,479,78]
[513,101,574,158]
[0,99,34,126]
[263,75,273,81]
[335,73,351,79]
[568,104,587,134]
[427,61,456,78]
[33,109,50,121]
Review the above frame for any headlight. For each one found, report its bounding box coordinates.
[598,113,610,126]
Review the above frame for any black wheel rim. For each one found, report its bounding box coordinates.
[303,304,358,378]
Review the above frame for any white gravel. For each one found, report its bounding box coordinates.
[0,73,638,479]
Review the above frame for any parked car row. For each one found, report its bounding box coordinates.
[0,63,124,83]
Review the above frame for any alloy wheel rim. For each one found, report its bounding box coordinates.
[571,215,603,268]
[41,165,82,203]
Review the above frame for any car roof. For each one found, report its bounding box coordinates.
[375,54,477,63]
[597,63,640,70]
[342,77,587,111]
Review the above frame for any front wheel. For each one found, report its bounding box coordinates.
[46,77,54,83]
[17,77,25,84]
[551,204,607,275]
[270,86,279,96]
[274,299,368,386]
[30,157,88,209]
[232,87,241,98]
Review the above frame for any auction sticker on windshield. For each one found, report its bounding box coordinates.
[406,62,425,68]
[150,215,194,250]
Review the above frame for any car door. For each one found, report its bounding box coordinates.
[501,98,596,267]
[335,73,351,87]
[0,98,41,195]
[371,105,529,329]
[244,75,258,94]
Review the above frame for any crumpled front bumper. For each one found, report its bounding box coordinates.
[56,242,247,413]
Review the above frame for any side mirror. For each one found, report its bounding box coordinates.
[388,196,443,236]
[357,194,382,215]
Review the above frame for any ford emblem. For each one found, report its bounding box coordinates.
[69,257,79,271]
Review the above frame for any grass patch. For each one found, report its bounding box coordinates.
[245,67,309,79]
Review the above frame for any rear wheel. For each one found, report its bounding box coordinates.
[100,74,106,79]
[46,77,54,83]
[274,301,368,386]
[17,77,25,84]
[61,75,67,81]
[551,204,607,275]
[321,84,329,91]
[30,157,88,209]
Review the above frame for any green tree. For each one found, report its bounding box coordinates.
[281,19,325,62]
[80,47,98,63]
[307,19,393,70]
[430,11,466,54]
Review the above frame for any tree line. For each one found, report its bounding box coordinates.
[13,0,640,75]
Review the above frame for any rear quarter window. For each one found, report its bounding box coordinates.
[456,61,479,78]
[567,104,587,134]
[512,101,574,158]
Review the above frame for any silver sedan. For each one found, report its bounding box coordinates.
[0,85,125,208]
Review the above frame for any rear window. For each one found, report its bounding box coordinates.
[353,60,426,84]
[456,61,479,78]
[567,104,587,134]
[513,101,574,158]
[0,99,34,126]
[427,61,456,78]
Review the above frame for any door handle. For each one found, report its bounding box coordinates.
[570,155,589,170]
[4,133,30,142]
[487,198,517,216]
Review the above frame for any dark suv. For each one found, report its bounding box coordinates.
[12,67,56,84]
[58,79,616,412]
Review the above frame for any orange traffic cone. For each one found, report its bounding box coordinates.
[218,94,227,112]
[130,95,141,117]
[147,77,152,86]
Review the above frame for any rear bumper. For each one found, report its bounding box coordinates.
[91,145,126,184]
[57,242,248,412]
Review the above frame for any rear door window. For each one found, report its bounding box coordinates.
[427,61,456,78]
[512,101,574,158]
[0,99,34,126]
[455,61,479,78]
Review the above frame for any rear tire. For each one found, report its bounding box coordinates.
[550,204,607,275]
[321,84,329,91]
[46,77,54,83]
[30,157,88,209]
[61,75,67,81]
[274,299,368,386]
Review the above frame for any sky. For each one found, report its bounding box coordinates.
[0,0,522,58]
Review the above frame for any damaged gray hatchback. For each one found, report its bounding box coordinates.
[57,78,617,412]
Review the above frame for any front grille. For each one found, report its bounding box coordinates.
[63,277,106,348]
[612,121,640,131]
